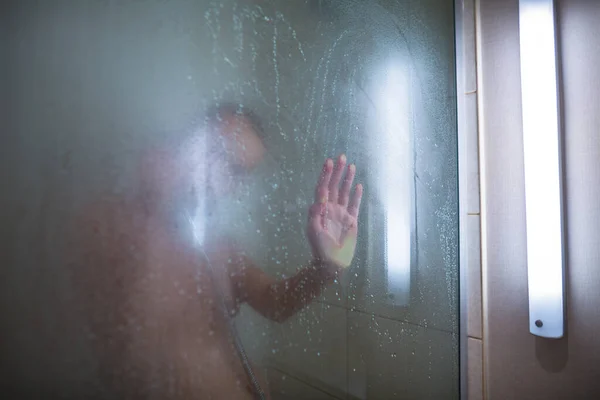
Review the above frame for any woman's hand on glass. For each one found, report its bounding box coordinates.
[307,154,363,270]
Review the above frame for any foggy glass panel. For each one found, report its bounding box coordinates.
[2,1,458,399]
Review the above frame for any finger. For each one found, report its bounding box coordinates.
[348,183,363,218]
[328,154,347,203]
[338,163,356,207]
[315,158,333,204]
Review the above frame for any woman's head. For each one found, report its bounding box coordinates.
[204,103,267,172]
[205,105,267,195]
[138,104,267,211]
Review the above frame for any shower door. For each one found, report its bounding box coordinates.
[2,1,459,399]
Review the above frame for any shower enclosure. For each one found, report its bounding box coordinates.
[2,0,461,399]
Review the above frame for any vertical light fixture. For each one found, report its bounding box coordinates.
[379,63,412,306]
[518,0,565,338]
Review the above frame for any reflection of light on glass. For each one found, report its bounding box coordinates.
[189,203,206,245]
[183,132,207,246]
[518,0,564,339]
[378,63,412,306]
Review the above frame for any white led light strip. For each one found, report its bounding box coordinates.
[518,0,565,339]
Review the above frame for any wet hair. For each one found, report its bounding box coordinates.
[204,103,264,137]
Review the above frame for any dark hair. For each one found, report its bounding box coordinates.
[204,103,264,137]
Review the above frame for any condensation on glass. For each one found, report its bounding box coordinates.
[1,1,458,399]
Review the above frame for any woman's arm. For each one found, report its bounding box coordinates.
[230,258,341,322]
[231,154,363,322]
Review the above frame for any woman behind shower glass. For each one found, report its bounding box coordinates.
[71,104,363,399]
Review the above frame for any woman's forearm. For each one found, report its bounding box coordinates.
[263,261,341,322]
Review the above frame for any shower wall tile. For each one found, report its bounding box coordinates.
[465,92,481,214]
[463,0,478,94]
[267,368,340,400]
[347,312,458,400]
[467,215,482,339]
[468,337,483,400]
[266,301,347,396]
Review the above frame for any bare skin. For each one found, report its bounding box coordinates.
[70,115,363,399]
